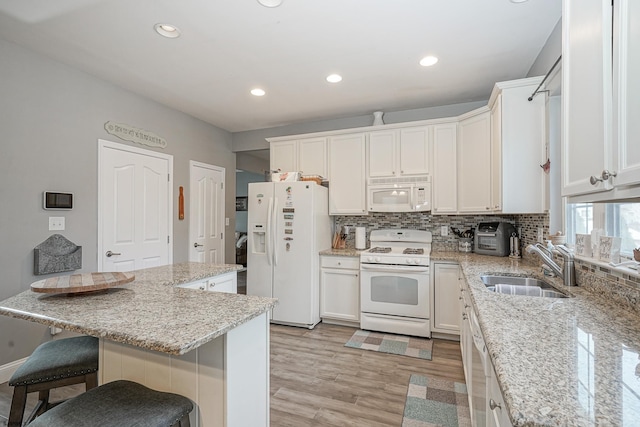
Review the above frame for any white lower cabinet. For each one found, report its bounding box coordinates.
[459,275,512,427]
[432,262,461,335]
[320,256,360,325]
[489,368,512,427]
[178,271,238,293]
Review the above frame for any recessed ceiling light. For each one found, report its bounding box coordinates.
[510,0,528,3]
[154,23,181,38]
[419,56,439,67]
[251,88,266,97]
[326,74,343,83]
[257,0,283,7]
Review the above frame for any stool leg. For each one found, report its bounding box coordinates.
[8,385,27,427]
[85,372,98,390]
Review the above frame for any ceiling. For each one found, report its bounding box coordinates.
[0,1,561,133]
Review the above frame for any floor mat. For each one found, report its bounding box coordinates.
[402,374,471,427]
[344,329,433,360]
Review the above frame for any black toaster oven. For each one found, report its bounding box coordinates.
[474,222,516,256]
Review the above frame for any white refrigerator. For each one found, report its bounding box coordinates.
[247,181,330,328]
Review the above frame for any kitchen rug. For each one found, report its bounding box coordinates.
[344,329,433,360]
[402,374,471,427]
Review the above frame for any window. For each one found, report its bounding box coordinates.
[566,202,640,257]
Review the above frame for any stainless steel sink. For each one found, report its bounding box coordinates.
[481,275,569,298]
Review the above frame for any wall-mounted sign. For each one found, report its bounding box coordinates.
[104,121,167,149]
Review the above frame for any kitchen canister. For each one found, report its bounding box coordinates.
[355,227,366,249]
[458,237,473,253]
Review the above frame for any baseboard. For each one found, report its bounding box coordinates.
[0,357,27,383]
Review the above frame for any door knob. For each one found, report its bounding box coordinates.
[105,251,121,257]
[194,243,203,248]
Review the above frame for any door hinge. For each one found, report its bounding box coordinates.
[221,182,224,190]
[168,174,170,182]
[167,236,170,244]
[221,233,223,239]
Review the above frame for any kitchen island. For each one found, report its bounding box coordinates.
[432,252,640,427]
[0,262,278,427]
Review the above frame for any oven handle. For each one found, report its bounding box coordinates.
[360,264,429,273]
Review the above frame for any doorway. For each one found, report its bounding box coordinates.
[189,161,225,264]
[98,140,173,271]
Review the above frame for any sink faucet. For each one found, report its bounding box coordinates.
[526,243,576,286]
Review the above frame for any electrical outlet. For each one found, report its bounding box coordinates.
[49,217,65,231]
[225,217,230,226]
[440,226,448,236]
[537,227,544,243]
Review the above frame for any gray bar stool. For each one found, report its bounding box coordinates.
[8,335,98,427]
[28,380,194,427]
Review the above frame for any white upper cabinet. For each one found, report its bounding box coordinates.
[399,127,431,176]
[562,0,613,197]
[457,108,492,213]
[367,126,430,179]
[270,140,297,173]
[432,123,458,214]
[562,0,640,200]
[489,77,546,214]
[367,130,398,178]
[298,137,328,178]
[613,0,640,188]
[270,137,327,178]
[328,133,367,215]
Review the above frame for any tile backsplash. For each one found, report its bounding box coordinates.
[333,212,549,254]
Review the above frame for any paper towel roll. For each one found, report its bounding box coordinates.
[355,227,366,250]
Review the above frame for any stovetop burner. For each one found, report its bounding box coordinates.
[368,247,392,253]
[403,248,424,255]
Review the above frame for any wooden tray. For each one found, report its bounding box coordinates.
[31,272,135,294]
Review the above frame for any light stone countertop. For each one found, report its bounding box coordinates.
[0,262,277,355]
[319,248,365,257]
[432,252,640,427]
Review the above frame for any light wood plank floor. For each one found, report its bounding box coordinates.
[0,323,463,427]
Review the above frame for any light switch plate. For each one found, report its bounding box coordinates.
[49,216,65,231]
[440,225,448,236]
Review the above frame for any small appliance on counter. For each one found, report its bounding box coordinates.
[474,222,516,256]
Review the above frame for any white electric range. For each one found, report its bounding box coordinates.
[359,229,432,337]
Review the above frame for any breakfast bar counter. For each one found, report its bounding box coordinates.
[432,252,640,427]
[0,262,278,427]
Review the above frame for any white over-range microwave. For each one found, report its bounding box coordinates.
[367,176,431,213]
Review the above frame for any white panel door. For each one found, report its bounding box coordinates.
[99,140,172,272]
[189,161,225,264]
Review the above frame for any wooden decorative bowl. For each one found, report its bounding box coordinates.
[31,272,135,295]
[634,248,640,263]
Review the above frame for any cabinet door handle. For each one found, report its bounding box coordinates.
[489,399,502,410]
[590,170,618,185]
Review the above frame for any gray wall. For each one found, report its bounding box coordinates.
[0,39,237,366]
[232,101,487,152]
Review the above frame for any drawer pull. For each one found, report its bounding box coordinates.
[489,399,501,410]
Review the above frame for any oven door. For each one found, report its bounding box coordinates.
[360,264,429,318]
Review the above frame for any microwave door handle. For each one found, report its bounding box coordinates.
[409,188,414,210]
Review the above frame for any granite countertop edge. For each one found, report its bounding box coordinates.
[0,262,278,356]
[431,251,640,427]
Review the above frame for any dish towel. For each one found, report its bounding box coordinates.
[494,284,542,297]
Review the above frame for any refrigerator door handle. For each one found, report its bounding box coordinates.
[273,197,279,266]
[266,197,273,266]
